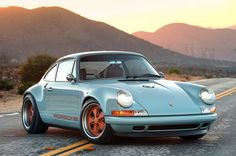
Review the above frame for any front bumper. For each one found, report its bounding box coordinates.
[105,113,217,137]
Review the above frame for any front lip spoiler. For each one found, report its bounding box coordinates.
[118,79,149,81]
[105,113,217,125]
[114,129,209,137]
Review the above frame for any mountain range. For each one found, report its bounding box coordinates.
[229,25,236,30]
[133,23,236,62]
[0,7,235,68]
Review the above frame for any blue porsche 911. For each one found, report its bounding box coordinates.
[22,51,217,143]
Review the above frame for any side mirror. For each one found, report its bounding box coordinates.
[159,72,165,78]
[66,74,76,82]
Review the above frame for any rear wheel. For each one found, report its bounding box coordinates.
[180,134,205,140]
[81,99,113,143]
[22,94,48,134]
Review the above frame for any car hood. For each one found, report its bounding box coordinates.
[89,79,202,116]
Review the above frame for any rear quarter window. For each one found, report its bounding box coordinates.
[44,65,57,81]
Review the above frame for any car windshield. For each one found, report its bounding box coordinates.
[79,54,160,80]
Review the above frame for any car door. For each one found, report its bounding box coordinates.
[41,64,58,122]
[44,59,83,128]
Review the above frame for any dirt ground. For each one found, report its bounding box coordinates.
[165,74,203,82]
[0,91,22,114]
[0,74,203,114]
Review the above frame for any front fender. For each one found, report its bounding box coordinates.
[175,81,204,104]
[84,86,147,116]
[175,81,216,113]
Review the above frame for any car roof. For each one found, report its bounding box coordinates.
[56,51,144,62]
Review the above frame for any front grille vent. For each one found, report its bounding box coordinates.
[133,126,145,131]
[148,124,199,131]
[200,123,210,128]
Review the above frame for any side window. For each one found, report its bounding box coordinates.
[56,60,75,81]
[80,61,112,80]
[44,65,57,81]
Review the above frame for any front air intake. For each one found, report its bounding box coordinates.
[148,124,199,131]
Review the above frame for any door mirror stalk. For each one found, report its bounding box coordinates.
[66,74,76,82]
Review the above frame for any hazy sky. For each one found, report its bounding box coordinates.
[0,0,236,33]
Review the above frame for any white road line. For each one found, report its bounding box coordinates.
[0,112,20,118]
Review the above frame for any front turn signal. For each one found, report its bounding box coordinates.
[111,110,148,116]
[210,107,216,113]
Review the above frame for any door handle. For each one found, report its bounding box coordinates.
[47,87,53,91]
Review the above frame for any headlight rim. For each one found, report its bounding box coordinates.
[117,90,133,108]
[199,88,216,105]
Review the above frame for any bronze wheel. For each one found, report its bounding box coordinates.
[22,99,34,129]
[81,99,114,143]
[21,94,49,133]
[82,103,106,139]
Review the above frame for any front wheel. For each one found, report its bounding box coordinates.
[180,134,206,140]
[80,99,113,143]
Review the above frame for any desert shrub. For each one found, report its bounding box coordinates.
[18,54,56,94]
[17,81,35,95]
[167,67,182,75]
[0,80,14,91]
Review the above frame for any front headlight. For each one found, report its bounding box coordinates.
[200,88,216,104]
[117,90,133,107]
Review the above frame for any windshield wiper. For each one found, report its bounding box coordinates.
[126,74,160,79]
[119,74,160,81]
[139,74,161,78]
[117,75,149,81]
[126,75,140,79]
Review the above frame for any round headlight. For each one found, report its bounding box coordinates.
[117,90,133,107]
[200,88,216,104]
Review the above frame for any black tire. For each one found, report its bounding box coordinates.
[180,134,206,140]
[80,99,114,144]
[21,94,49,134]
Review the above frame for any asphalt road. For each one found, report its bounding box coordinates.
[0,78,236,156]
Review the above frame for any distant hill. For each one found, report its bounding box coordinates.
[0,7,235,68]
[229,24,236,30]
[133,23,236,62]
